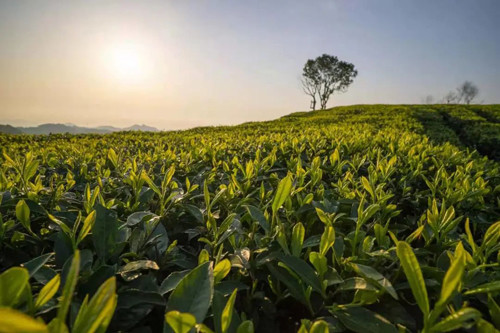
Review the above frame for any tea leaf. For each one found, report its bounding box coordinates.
[166,262,214,323]
[396,241,429,317]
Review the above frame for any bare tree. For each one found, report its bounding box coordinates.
[443,91,458,104]
[301,77,319,111]
[301,54,358,110]
[456,81,479,104]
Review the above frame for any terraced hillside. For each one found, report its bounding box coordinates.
[0,105,499,332]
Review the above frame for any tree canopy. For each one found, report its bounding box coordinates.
[301,54,358,110]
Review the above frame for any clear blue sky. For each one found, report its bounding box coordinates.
[0,0,499,129]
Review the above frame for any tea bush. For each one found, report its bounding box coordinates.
[0,105,499,332]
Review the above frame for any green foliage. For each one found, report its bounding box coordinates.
[0,104,499,331]
[0,308,48,332]
[396,241,430,318]
[165,311,196,333]
[0,267,30,308]
[165,262,214,324]
[302,54,358,110]
[34,274,60,310]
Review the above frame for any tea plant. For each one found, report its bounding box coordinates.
[0,104,499,332]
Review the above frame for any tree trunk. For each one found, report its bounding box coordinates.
[320,97,328,110]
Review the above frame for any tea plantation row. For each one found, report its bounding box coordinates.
[0,105,499,332]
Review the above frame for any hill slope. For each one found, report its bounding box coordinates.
[0,104,499,332]
[281,104,500,160]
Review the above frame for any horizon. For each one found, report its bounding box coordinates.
[1,1,500,130]
[3,102,499,132]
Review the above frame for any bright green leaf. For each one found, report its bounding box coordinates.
[0,308,48,332]
[166,262,214,323]
[165,311,196,333]
[396,241,429,317]
[34,274,60,310]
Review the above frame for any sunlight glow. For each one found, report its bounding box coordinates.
[104,44,146,83]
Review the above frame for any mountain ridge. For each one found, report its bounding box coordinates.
[0,123,159,135]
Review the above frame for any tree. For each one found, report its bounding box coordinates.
[443,91,458,104]
[301,76,318,111]
[301,54,357,110]
[456,81,479,104]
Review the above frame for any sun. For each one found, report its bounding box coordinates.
[104,44,145,83]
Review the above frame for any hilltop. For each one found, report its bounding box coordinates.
[278,104,499,160]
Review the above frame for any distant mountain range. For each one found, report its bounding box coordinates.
[0,123,159,135]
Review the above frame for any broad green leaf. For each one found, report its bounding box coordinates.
[245,205,270,234]
[48,214,72,237]
[92,204,120,262]
[276,224,290,254]
[488,294,500,328]
[338,277,378,292]
[126,211,156,227]
[334,306,398,333]
[464,218,477,254]
[272,175,293,214]
[204,181,211,209]
[0,267,30,307]
[476,319,497,333]
[359,203,380,225]
[2,152,16,166]
[430,307,481,332]
[34,274,60,310]
[72,277,117,333]
[319,226,335,256]
[279,254,323,296]
[212,290,226,333]
[54,250,80,331]
[16,199,31,231]
[361,177,375,199]
[166,262,214,323]
[0,308,48,332]
[107,148,118,169]
[162,166,176,192]
[351,263,398,300]
[210,188,227,210]
[291,222,305,257]
[77,210,96,244]
[309,252,327,277]
[165,311,196,333]
[142,171,162,197]
[481,221,500,257]
[482,221,500,249]
[221,289,238,333]
[214,259,231,283]
[267,263,307,305]
[436,243,465,307]
[396,241,429,317]
[160,270,191,295]
[315,207,331,225]
[116,289,166,309]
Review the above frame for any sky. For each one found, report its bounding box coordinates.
[0,0,499,130]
